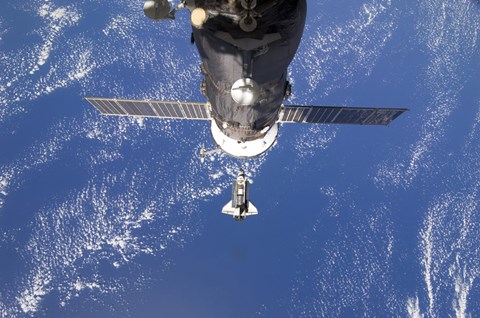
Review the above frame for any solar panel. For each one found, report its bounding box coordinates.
[279,105,407,126]
[85,97,212,120]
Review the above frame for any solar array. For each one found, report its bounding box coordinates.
[279,105,408,126]
[85,97,212,120]
[86,98,407,126]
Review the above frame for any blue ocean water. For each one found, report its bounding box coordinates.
[1,0,479,317]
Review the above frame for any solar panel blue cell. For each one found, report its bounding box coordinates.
[133,101,156,117]
[89,99,110,114]
[104,100,125,115]
[162,103,176,117]
[316,108,329,122]
[119,101,141,116]
[298,108,310,122]
[192,104,202,119]
[286,108,295,122]
[184,103,193,118]
[151,102,167,116]
[193,104,203,118]
[172,103,184,117]
[305,107,320,122]
[280,105,408,125]
[292,108,302,122]
[199,104,208,118]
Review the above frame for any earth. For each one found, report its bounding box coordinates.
[1,0,479,317]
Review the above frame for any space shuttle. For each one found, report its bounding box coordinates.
[222,169,257,221]
[85,0,407,219]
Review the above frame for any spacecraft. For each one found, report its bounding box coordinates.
[85,0,407,220]
[222,169,257,221]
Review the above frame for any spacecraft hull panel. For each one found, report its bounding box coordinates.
[192,0,307,141]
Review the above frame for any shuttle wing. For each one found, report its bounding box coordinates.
[85,97,211,120]
[279,105,408,126]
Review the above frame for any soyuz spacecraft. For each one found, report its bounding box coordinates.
[85,0,407,220]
